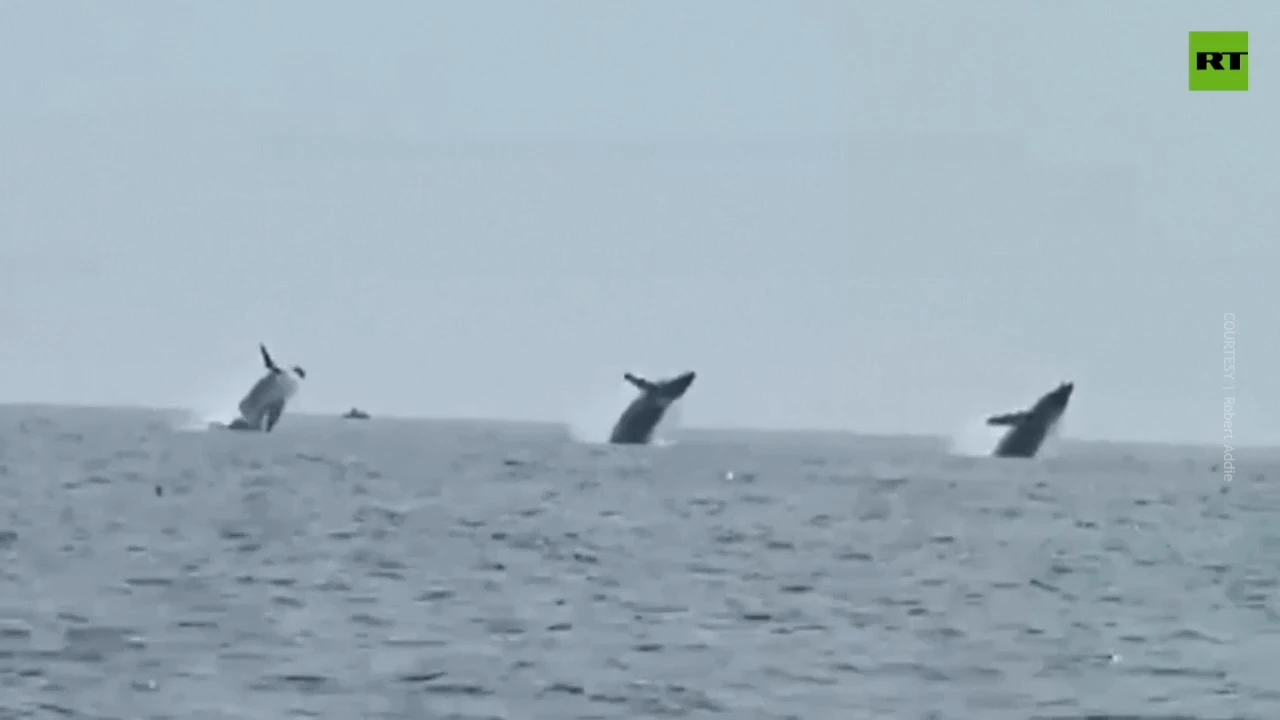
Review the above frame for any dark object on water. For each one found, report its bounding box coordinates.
[609,371,696,445]
[986,381,1074,458]
[343,408,371,420]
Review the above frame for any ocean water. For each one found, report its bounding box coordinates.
[0,404,1271,719]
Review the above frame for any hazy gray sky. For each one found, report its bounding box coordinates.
[0,1,1275,444]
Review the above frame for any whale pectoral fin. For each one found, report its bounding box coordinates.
[986,411,1029,427]
[624,373,658,393]
[260,343,280,373]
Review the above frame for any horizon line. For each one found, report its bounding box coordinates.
[0,401,1251,451]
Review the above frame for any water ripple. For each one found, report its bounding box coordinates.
[0,407,1267,718]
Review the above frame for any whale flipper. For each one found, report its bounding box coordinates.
[987,411,1030,427]
[624,373,659,393]
[260,343,281,373]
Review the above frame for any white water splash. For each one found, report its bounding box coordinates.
[651,399,684,446]
[566,370,637,444]
[947,415,1004,457]
[171,362,262,434]
[1038,417,1067,458]
[170,409,216,433]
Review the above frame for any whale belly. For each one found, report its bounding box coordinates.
[238,373,299,429]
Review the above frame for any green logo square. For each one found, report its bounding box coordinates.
[1190,31,1249,91]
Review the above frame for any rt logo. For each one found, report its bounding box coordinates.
[1190,31,1248,91]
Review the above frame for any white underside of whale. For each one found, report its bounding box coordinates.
[236,372,299,430]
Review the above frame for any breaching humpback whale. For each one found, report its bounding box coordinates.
[986,381,1074,458]
[227,343,306,432]
[609,371,697,445]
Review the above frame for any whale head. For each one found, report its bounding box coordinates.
[1036,381,1073,416]
[658,371,696,401]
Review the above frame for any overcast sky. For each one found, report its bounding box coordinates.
[0,1,1275,444]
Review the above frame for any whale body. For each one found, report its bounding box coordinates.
[987,381,1074,458]
[609,371,696,445]
[230,344,306,432]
